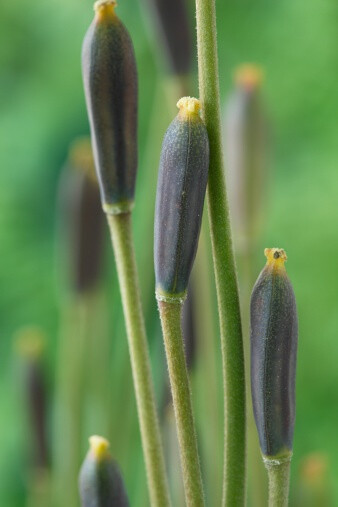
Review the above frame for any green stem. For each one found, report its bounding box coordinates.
[266,461,291,507]
[195,0,246,505]
[158,300,204,507]
[106,212,170,507]
[52,295,88,507]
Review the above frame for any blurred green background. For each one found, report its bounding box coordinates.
[0,0,337,505]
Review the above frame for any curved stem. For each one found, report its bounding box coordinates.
[158,300,204,507]
[195,0,246,505]
[266,461,291,507]
[107,212,170,507]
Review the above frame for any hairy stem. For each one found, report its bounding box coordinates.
[195,0,246,504]
[158,300,204,507]
[107,212,170,507]
[266,461,291,507]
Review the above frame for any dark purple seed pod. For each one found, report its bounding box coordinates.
[250,248,298,460]
[144,0,192,76]
[154,97,209,301]
[79,436,129,507]
[82,0,137,213]
[224,64,268,252]
[58,138,105,293]
[15,327,49,469]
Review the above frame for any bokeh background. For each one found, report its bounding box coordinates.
[1,0,337,505]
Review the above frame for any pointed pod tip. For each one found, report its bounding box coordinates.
[68,137,97,184]
[234,64,263,91]
[176,96,201,118]
[89,435,110,461]
[94,0,117,18]
[264,247,287,269]
[14,326,46,360]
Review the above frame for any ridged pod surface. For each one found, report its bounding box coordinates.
[154,97,209,300]
[250,248,298,459]
[82,0,137,213]
[79,436,129,507]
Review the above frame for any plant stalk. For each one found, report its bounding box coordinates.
[158,300,204,507]
[52,295,89,507]
[106,212,170,507]
[195,0,246,504]
[266,460,291,507]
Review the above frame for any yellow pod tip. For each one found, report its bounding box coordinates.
[68,137,97,184]
[264,248,287,270]
[94,0,117,19]
[14,326,45,359]
[300,453,328,484]
[177,97,201,118]
[234,64,263,90]
[89,435,110,461]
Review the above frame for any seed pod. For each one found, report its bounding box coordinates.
[154,97,209,301]
[144,0,192,76]
[79,436,129,507]
[57,138,105,293]
[82,0,137,214]
[224,64,268,253]
[250,248,298,460]
[297,453,332,507]
[15,327,48,469]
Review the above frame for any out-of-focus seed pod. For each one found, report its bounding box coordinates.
[224,64,268,253]
[143,0,192,76]
[82,0,138,213]
[296,453,332,507]
[154,97,209,301]
[58,138,105,293]
[15,327,49,469]
[250,248,298,460]
[79,435,129,507]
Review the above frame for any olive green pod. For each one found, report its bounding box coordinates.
[79,436,129,507]
[154,97,209,301]
[250,248,298,460]
[82,0,137,213]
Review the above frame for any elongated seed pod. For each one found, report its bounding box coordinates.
[250,248,298,460]
[224,64,268,253]
[144,0,192,76]
[15,327,48,469]
[58,138,105,293]
[154,97,209,300]
[79,436,129,507]
[82,0,137,213]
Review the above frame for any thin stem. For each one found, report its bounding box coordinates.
[52,295,88,507]
[106,212,170,507]
[158,300,204,507]
[195,0,246,505]
[266,461,291,507]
